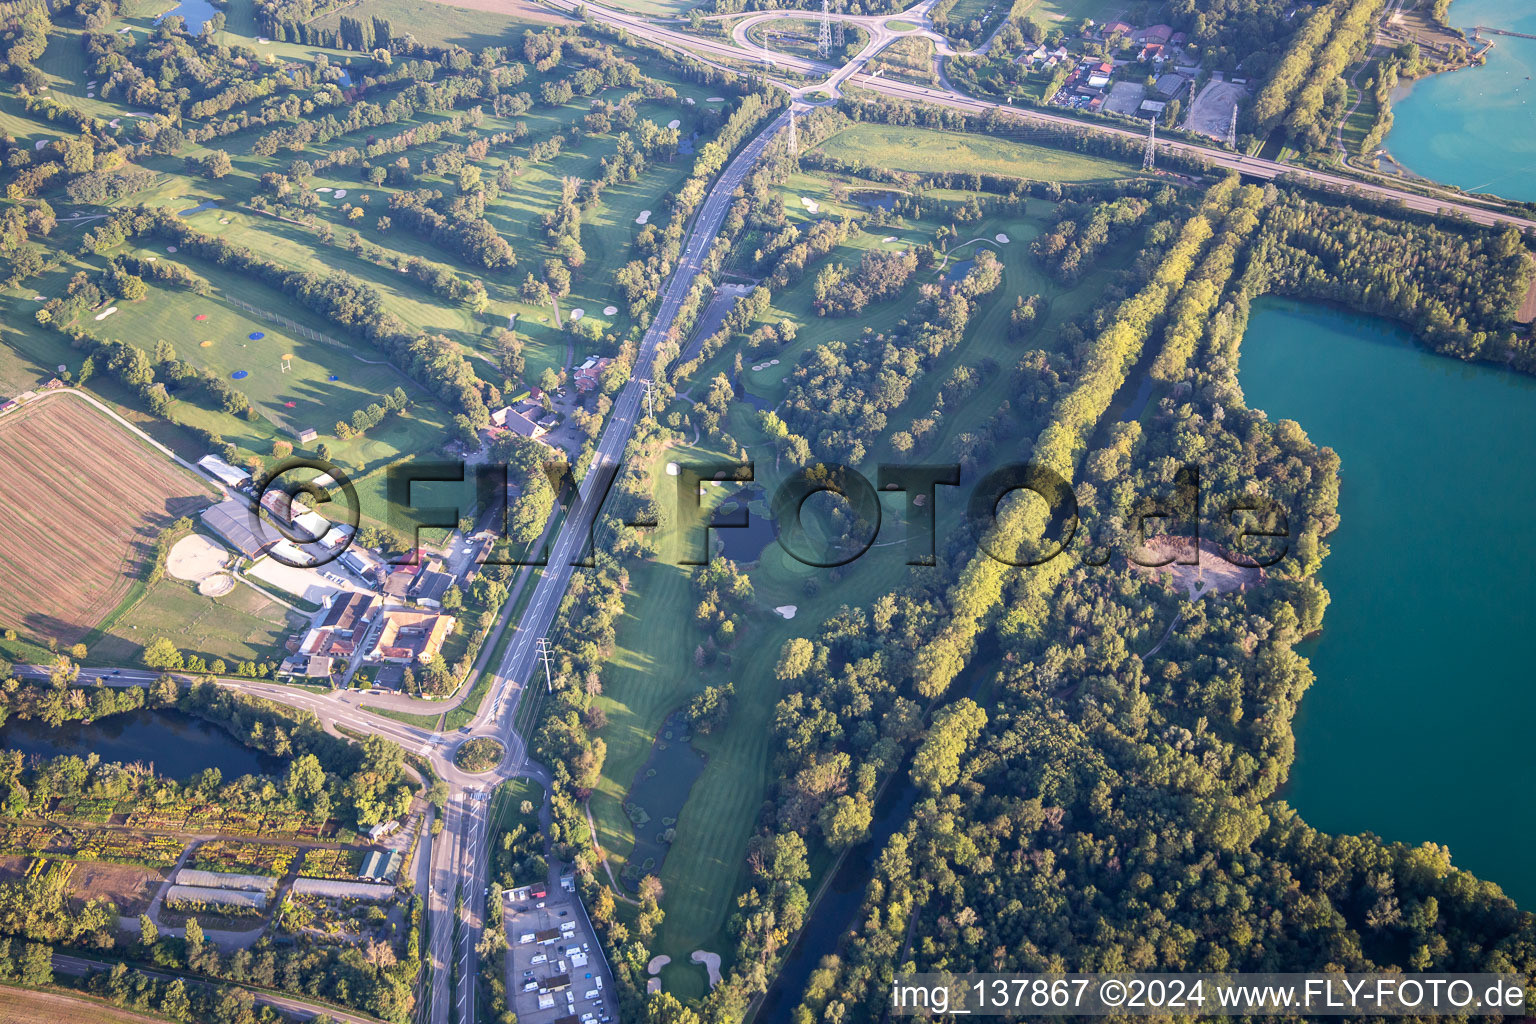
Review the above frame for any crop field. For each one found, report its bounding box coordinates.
[188,838,298,877]
[0,395,213,645]
[814,123,1139,181]
[299,846,366,880]
[0,986,173,1024]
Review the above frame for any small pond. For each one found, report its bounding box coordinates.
[618,712,706,890]
[0,707,286,780]
[155,0,218,34]
[713,485,776,563]
[851,189,898,210]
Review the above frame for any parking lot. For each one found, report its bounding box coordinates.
[503,880,615,1024]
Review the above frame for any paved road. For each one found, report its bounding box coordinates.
[51,952,384,1024]
[548,0,1536,230]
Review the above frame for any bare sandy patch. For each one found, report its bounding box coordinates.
[1131,537,1264,600]
[168,533,228,581]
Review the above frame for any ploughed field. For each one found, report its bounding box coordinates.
[0,397,208,642]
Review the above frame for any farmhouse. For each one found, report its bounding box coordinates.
[409,568,455,608]
[369,609,455,663]
[198,453,251,489]
[573,355,612,393]
[322,590,380,632]
[202,499,274,560]
[490,404,548,439]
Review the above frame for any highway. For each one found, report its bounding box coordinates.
[545,0,1536,231]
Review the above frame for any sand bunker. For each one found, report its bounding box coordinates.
[666,462,680,476]
[635,209,652,224]
[706,96,725,102]
[34,140,47,150]
[198,573,234,597]
[774,605,797,619]
[169,534,229,581]
[995,232,1011,243]
[108,118,120,127]
[647,955,671,975]
[667,118,681,129]
[685,97,695,105]
[333,188,347,198]
[166,245,177,253]
[315,187,333,193]
[569,308,584,320]
[94,306,118,320]
[691,950,722,988]
[799,197,819,213]
[603,305,618,315]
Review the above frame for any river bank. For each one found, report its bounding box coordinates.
[1238,296,1536,908]
[1384,0,1536,202]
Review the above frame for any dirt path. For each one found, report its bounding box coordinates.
[583,803,641,906]
[1517,256,1536,323]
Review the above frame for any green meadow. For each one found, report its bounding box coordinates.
[814,122,1140,181]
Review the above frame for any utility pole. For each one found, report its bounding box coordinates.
[818,0,831,59]
[535,637,555,693]
[1142,118,1157,172]
[640,378,657,419]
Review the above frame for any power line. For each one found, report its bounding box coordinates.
[534,637,555,693]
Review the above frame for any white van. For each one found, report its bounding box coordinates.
[584,989,599,1000]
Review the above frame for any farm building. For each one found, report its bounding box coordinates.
[409,568,454,608]
[198,454,251,488]
[491,405,548,439]
[369,609,456,663]
[339,549,377,578]
[574,355,612,393]
[202,499,274,560]
[322,590,380,632]
[368,819,400,841]
[297,428,319,443]
[359,848,402,882]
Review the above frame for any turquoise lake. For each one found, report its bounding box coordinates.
[1387,0,1536,202]
[1238,297,1536,908]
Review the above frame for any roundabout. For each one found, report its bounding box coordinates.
[453,736,506,773]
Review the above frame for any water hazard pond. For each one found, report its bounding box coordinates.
[1238,297,1536,907]
[0,707,285,781]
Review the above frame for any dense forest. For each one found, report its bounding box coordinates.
[767,179,1536,1024]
